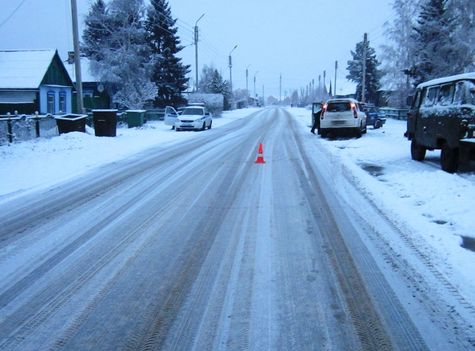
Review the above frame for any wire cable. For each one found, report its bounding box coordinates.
[0,0,29,30]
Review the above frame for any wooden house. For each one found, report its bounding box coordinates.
[0,49,73,115]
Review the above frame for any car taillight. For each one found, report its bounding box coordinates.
[321,103,327,119]
[351,103,358,118]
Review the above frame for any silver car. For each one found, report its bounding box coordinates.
[175,106,212,131]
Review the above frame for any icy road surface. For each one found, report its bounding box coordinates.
[0,108,473,350]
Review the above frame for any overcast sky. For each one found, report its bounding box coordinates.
[0,0,393,98]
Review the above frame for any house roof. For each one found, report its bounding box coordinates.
[0,49,59,89]
[65,57,99,84]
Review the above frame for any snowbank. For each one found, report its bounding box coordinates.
[0,108,260,201]
[289,106,475,296]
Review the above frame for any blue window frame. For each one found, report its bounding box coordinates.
[47,91,55,114]
[59,92,66,113]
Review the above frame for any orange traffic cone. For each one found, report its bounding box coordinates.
[255,143,266,164]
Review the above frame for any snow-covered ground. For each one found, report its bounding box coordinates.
[1,105,474,300]
[290,106,475,300]
[0,108,260,201]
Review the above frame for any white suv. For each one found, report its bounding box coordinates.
[320,98,367,137]
[175,106,212,131]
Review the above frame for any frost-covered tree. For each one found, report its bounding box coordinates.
[198,65,232,110]
[82,0,157,109]
[346,38,382,103]
[447,0,475,71]
[145,0,190,107]
[381,0,421,107]
[409,0,472,84]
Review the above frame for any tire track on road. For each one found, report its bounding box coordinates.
[284,109,414,351]
[0,111,270,350]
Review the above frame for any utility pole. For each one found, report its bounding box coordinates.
[262,85,265,106]
[362,33,368,103]
[318,75,321,100]
[279,74,282,103]
[246,65,251,95]
[334,60,338,98]
[323,70,326,94]
[228,45,237,93]
[194,14,205,92]
[71,0,83,113]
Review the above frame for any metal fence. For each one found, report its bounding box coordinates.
[379,108,409,120]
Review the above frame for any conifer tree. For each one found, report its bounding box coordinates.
[82,0,108,61]
[145,0,190,107]
[198,65,232,110]
[346,39,382,103]
[410,0,471,84]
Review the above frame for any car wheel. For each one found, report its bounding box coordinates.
[355,128,362,138]
[176,127,181,132]
[374,120,381,129]
[320,129,327,138]
[440,143,458,173]
[201,122,206,131]
[208,121,212,129]
[410,139,426,161]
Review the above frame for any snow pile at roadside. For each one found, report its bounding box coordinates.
[289,107,475,292]
[0,108,260,200]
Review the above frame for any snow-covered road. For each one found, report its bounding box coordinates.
[0,107,474,350]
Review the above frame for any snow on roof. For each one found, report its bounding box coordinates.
[417,72,475,89]
[65,58,99,83]
[0,49,57,89]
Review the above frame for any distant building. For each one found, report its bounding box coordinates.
[0,49,73,115]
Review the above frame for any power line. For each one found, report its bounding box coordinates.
[0,0,29,30]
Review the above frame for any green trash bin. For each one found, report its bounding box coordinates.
[92,109,117,137]
[126,110,145,128]
[55,114,88,134]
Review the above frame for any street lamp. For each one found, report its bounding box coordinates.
[194,13,205,91]
[228,45,238,93]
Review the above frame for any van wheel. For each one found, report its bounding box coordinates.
[440,143,458,173]
[411,139,426,161]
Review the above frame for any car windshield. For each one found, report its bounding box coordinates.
[182,108,204,115]
[327,102,351,112]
